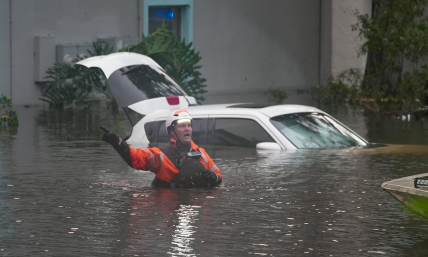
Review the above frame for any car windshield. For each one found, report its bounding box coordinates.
[270,112,367,148]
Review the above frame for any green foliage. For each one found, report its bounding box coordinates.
[122,24,207,103]
[87,41,114,57]
[314,67,428,113]
[354,0,428,63]
[312,69,362,107]
[352,0,428,109]
[399,66,428,103]
[391,65,428,112]
[264,89,288,104]
[40,42,113,108]
[0,95,18,128]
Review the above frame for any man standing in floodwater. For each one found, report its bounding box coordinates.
[100,109,222,188]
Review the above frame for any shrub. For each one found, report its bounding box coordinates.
[122,24,207,103]
[0,95,18,128]
[264,89,288,104]
[39,42,113,108]
[312,69,362,107]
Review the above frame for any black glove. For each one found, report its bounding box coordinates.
[202,169,220,183]
[100,126,133,167]
[100,126,122,147]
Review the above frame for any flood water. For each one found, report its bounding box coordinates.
[2,104,428,256]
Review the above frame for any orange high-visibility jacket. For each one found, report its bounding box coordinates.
[128,140,221,183]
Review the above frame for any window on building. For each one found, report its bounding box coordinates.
[149,7,182,38]
[144,0,193,43]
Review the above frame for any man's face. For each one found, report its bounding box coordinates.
[171,119,192,144]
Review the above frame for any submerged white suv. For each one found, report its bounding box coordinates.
[77,52,368,150]
[126,102,368,150]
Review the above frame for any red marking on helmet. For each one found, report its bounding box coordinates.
[166,96,180,105]
[174,109,188,114]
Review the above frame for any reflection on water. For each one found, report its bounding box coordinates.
[1,104,428,256]
[169,205,198,256]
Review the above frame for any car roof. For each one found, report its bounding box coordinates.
[145,103,325,120]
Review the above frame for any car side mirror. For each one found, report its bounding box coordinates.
[256,142,282,150]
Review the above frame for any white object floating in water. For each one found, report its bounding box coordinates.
[367,251,386,254]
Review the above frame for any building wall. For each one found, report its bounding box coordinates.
[194,0,321,104]
[1,1,11,99]
[0,0,143,106]
[329,0,371,79]
[0,0,371,106]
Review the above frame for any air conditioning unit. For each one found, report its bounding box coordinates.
[56,44,94,66]
[97,37,139,52]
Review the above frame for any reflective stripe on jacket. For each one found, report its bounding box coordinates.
[128,140,221,183]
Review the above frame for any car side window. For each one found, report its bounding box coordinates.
[144,121,161,143]
[190,119,203,145]
[145,119,205,144]
[214,118,275,147]
[157,121,169,143]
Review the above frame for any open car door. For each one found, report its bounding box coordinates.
[76,52,197,116]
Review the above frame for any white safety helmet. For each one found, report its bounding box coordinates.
[165,109,192,134]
